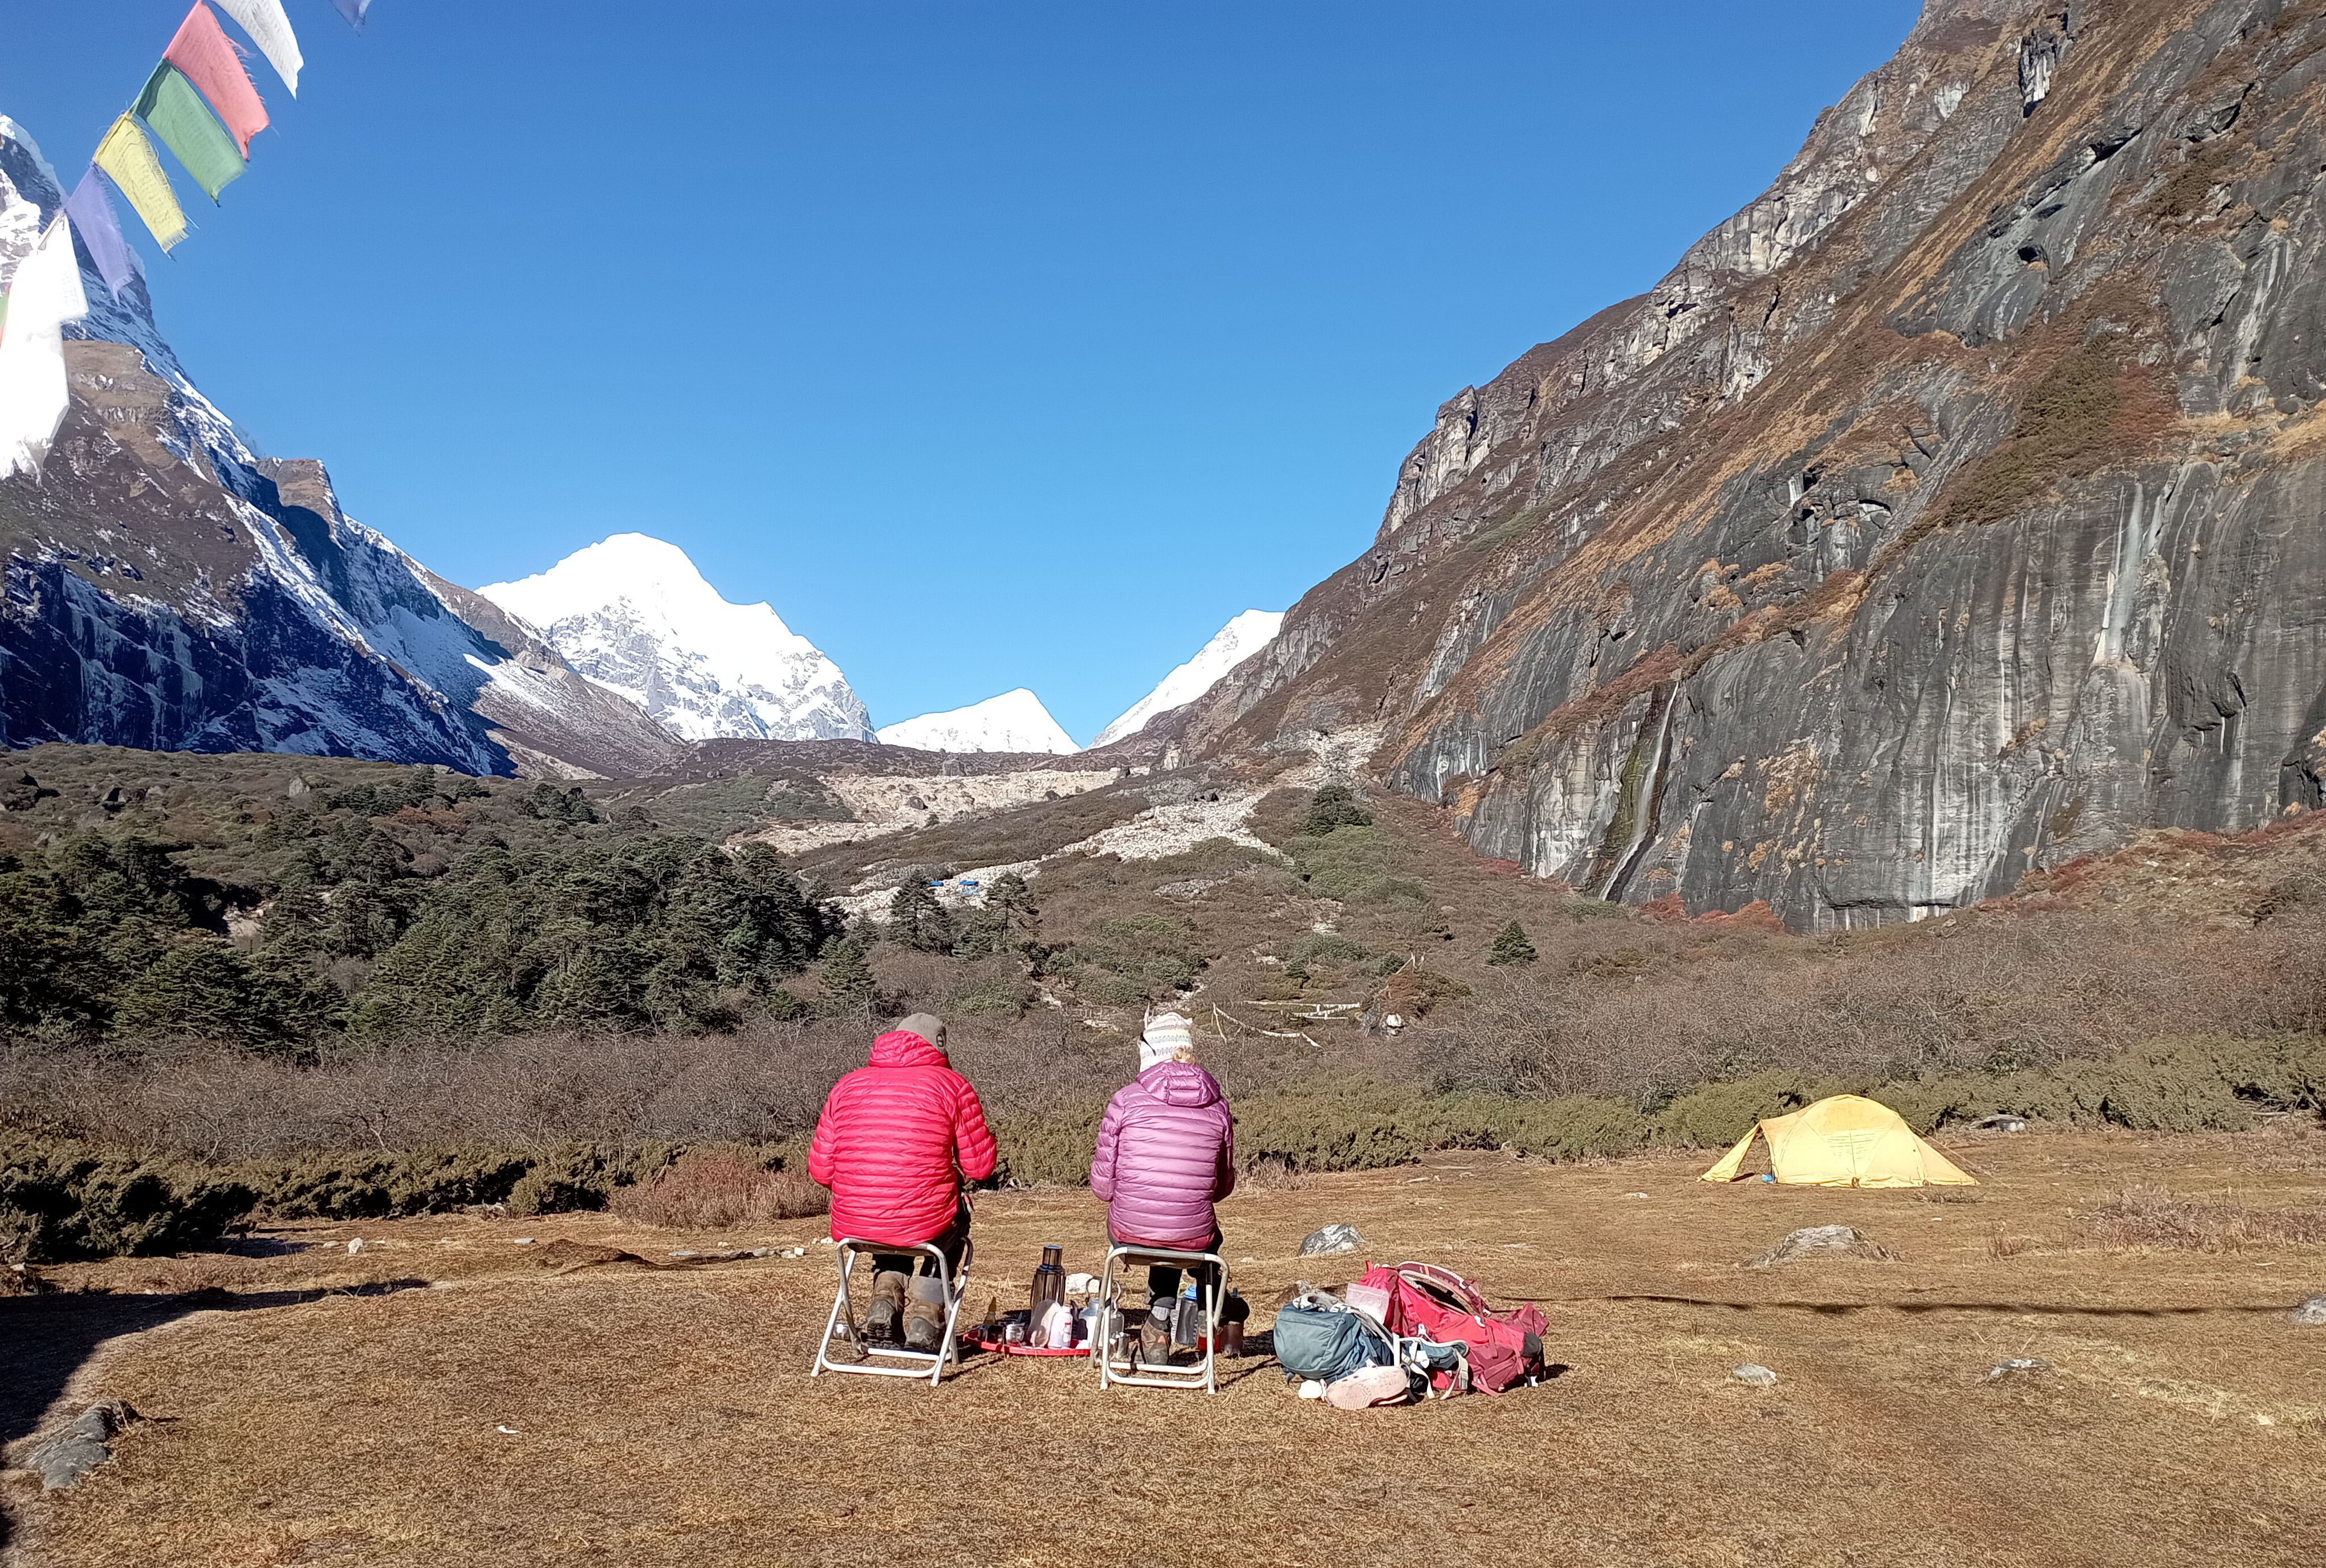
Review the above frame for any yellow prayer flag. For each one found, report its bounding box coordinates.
[93,115,188,253]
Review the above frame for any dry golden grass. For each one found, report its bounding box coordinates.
[2077,1187,2326,1254]
[7,1126,2326,1567]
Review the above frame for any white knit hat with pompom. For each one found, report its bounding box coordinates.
[1138,1011,1195,1071]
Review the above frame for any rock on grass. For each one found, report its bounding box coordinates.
[1300,1224,1363,1256]
[23,1401,139,1492]
[1746,1225,1898,1268]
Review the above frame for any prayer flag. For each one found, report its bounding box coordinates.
[92,115,188,252]
[135,63,247,202]
[165,2,269,157]
[331,0,373,30]
[211,0,302,96]
[0,217,92,479]
[63,168,140,299]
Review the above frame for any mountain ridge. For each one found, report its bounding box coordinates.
[1093,609,1283,748]
[876,689,1079,755]
[0,120,677,779]
[478,533,875,746]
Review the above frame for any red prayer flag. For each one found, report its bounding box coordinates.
[164,2,268,158]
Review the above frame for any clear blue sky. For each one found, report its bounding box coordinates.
[5,1,1920,743]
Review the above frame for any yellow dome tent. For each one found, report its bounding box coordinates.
[1698,1094,1977,1188]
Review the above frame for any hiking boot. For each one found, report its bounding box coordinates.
[1141,1296,1174,1362]
[865,1269,908,1343]
[902,1275,948,1353]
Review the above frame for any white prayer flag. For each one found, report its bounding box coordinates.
[0,216,92,479]
[212,0,304,97]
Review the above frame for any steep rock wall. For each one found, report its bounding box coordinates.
[1196,0,2326,928]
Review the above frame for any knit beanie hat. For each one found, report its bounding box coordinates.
[1139,1011,1195,1072]
[896,1012,946,1047]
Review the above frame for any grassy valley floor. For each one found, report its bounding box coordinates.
[5,1127,2325,1567]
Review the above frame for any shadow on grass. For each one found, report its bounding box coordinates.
[0,1278,432,1551]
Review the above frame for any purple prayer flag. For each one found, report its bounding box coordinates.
[63,167,137,300]
[331,0,372,28]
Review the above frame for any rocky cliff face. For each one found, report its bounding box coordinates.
[1194,0,2326,928]
[0,122,675,779]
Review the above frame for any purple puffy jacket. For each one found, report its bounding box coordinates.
[1090,1061,1235,1250]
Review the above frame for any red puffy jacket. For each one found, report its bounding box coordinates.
[808,1029,998,1246]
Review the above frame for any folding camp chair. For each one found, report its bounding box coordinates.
[1095,1242,1229,1393]
[810,1237,974,1387]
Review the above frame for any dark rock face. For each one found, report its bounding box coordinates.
[1197,0,2326,928]
[0,127,674,779]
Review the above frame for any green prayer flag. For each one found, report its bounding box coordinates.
[133,62,246,202]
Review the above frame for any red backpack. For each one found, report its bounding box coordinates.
[1351,1261,1547,1395]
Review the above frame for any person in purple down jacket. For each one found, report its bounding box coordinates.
[1089,1009,1235,1360]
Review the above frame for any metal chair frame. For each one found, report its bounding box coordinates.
[1095,1243,1229,1394]
[810,1236,974,1388]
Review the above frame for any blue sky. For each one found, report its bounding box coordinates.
[5,1,1921,743]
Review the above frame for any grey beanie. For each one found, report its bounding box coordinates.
[896,1012,946,1046]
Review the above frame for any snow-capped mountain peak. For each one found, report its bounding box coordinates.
[478,533,874,743]
[877,689,1078,755]
[1094,609,1283,747]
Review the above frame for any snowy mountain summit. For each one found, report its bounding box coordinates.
[479,534,874,744]
[877,690,1078,755]
[1094,609,1283,747]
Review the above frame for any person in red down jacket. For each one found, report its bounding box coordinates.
[1089,1010,1235,1360]
[808,1013,997,1351]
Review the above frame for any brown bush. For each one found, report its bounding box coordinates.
[609,1151,828,1229]
[2076,1188,2326,1253]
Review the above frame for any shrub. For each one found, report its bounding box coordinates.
[1292,933,1371,966]
[1372,966,1471,1021]
[0,1133,255,1262]
[990,1102,1107,1186]
[1057,913,1207,1001]
[1303,785,1373,837]
[1487,921,1538,966]
[254,1148,538,1219]
[1934,340,2138,530]
[1652,1070,1843,1148]
[1502,1094,1653,1159]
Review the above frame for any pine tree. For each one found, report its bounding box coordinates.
[817,938,876,1020]
[952,869,1043,961]
[888,870,959,954]
[1486,920,1538,966]
[988,871,1039,941]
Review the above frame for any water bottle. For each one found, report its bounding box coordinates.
[1173,1276,1201,1347]
[1219,1289,1248,1358]
[1028,1244,1066,1343]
